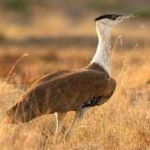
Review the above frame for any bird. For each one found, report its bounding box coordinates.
[3,14,134,139]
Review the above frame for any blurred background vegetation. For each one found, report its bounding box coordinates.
[0,0,149,16]
[0,0,149,84]
[0,0,150,19]
[1,0,150,12]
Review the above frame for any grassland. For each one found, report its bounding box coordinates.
[0,13,150,149]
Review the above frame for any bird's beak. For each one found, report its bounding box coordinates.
[117,14,135,22]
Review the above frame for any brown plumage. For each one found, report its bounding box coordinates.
[5,63,116,124]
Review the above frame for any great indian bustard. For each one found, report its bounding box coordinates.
[3,14,134,139]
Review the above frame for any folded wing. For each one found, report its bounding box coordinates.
[5,69,116,123]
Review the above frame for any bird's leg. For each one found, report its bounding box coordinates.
[65,108,89,140]
[54,112,67,143]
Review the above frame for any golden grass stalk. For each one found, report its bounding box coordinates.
[117,43,138,83]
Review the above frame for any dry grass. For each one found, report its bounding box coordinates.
[0,47,149,150]
[0,14,150,149]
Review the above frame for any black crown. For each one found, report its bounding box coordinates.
[95,14,123,21]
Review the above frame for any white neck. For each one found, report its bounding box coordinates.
[91,23,112,76]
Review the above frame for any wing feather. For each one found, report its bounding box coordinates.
[31,70,115,112]
[6,69,116,123]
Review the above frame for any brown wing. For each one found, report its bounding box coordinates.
[28,69,116,112]
[6,69,116,123]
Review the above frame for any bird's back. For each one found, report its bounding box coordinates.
[4,65,116,124]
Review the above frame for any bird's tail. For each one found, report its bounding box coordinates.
[1,113,17,124]
[2,99,41,124]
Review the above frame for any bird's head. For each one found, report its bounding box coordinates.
[95,14,134,33]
